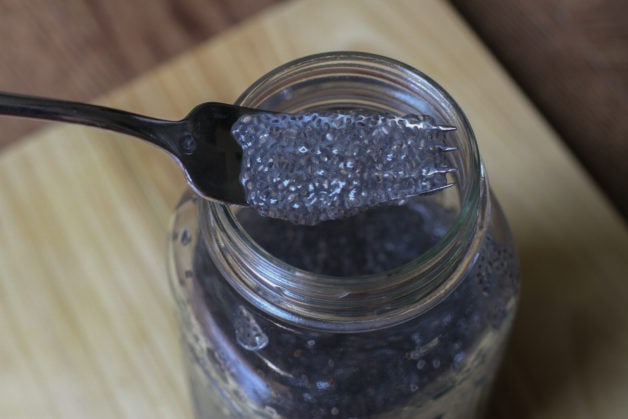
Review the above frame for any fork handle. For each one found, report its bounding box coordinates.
[0,91,184,155]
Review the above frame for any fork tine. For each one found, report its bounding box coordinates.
[435,144,458,152]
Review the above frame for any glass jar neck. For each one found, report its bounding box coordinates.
[199,52,490,332]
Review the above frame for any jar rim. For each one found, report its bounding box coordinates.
[201,51,489,331]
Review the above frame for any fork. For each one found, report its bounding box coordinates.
[0,92,456,216]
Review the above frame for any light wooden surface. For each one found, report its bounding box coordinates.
[1,0,627,418]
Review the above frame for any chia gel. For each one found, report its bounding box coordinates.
[231,110,456,225]
[170,198,519,418]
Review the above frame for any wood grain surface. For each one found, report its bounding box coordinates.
[452,0,628,218]
[1,0,627,418]
[0,0,283,148]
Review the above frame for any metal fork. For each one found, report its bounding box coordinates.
[0,92,456,213]
[0,92,259,204]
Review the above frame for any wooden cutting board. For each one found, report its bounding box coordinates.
[1,0,626,418]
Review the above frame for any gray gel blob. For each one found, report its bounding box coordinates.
[231,110,456,225]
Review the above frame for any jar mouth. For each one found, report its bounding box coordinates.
[201,52,487,331]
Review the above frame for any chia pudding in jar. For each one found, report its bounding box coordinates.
[168,52,519,419]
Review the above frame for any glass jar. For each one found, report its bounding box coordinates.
[168,52,519,418]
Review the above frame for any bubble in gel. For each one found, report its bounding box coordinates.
[316,380,331,390]
[180,229,192,246]
[234,305,269,351]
